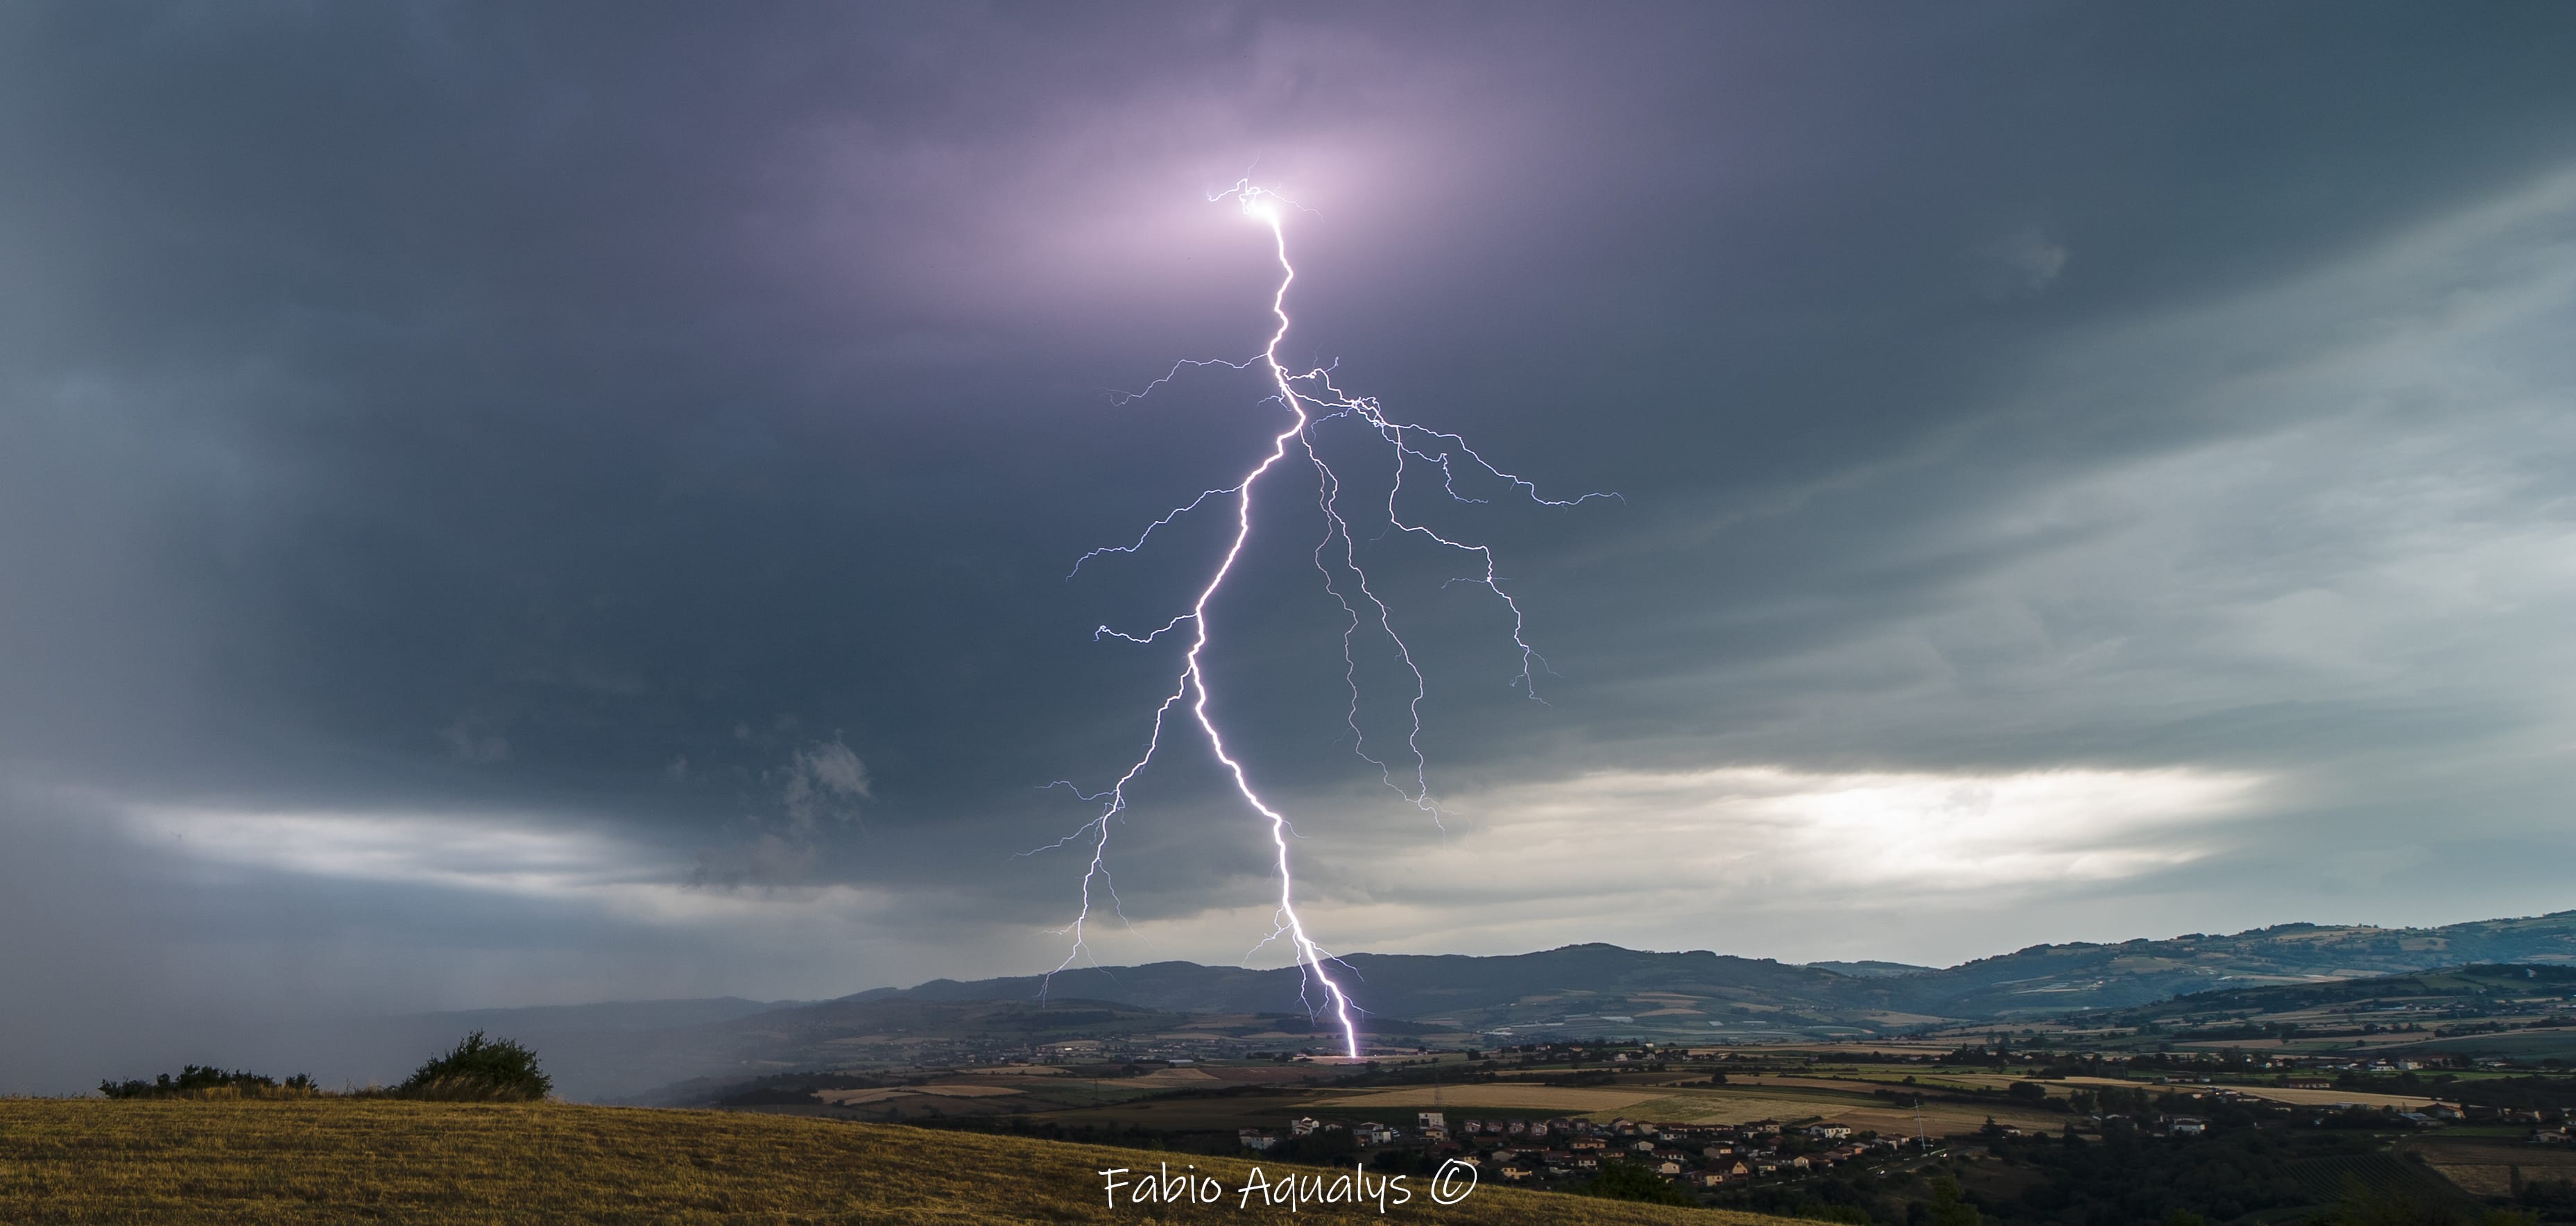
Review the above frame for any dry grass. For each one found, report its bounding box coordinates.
[0,1098,1774,1225]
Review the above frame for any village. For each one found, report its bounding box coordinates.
[1237,1111,1913,1191]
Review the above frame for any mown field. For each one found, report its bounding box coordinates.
[0,1098,1771,1225]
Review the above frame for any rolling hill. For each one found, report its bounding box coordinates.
[860,909,2576,1030]
[2034,962,2576,1059]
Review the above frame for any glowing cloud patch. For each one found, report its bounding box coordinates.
[121,804,892,926]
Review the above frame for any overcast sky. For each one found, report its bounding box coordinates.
[5,3,2575,1091]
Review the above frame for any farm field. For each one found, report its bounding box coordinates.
[2390,1028,2576,1061]
[0,1098,1765,1225]
[2233,1086,2446,1109]
[2047,1077,2443,1109]
[1828,1103,2062,1137]
[1726,1073,2021,1094]
[1316,1084,1674,1114]
[2400,1136,2576,1199]
[1301,1081,2068,1136]
[1609,1093,1863,1126]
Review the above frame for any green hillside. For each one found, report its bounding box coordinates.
[0,1098,1763,1225]
[2035,962,2576,1058]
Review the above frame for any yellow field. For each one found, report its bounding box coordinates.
[0,1098,1777,1225]
[2051,1077,2442,1109]
[1608,1094,1846,1125]
[2225,1087,2441,1109]
[1827,1105,2061,1137]
[1728,1074,2013,1094]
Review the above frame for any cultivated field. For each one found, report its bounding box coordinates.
[1304,1081,2066,1136]
[0,1098,1772,1225]
[1597,1093,1862,1126]
[2401,1136,2576,1199]
[2049,1076,2444,1110]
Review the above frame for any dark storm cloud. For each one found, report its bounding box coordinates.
[4,2,2575,1089]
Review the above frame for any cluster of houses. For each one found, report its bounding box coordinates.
[1239,1114,1908,1191]
[1482,1119,1905,1188]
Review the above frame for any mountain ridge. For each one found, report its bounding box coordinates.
[850,910,2576,1030]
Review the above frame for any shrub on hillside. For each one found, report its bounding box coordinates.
[98,1066,317,1099]
[396,1031,551,1101]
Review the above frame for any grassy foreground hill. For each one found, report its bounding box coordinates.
[0,1098,1753,1225]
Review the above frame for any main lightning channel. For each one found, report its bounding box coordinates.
[1036,183,1611,1059]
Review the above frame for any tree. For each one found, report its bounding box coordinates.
[398,1031,551,1101]
[1925,1176,1980,1226]
[1579,1160,1694,1206]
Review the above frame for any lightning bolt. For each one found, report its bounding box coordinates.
[1035,182,1614,1059]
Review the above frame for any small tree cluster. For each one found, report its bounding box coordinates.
[98,1066,317,1099]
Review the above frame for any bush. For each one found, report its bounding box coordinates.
[1577,1160,1695,1206]
[98,1066,316,1100]
[397,1031,551,1101]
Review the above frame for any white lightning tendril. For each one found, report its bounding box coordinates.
[1029,182,1614,1058]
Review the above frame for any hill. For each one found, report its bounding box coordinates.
[2061,962,2576,1027]
[0,1098,1749,1225]
[867,944,1871,1037]
[858,910,2576,1031]
[2031,962,2576,1060]
[1885,913,2576,1017]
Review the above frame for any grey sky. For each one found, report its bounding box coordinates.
[3,3,2574,1091]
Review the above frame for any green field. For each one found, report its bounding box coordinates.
[0,1098,1769,1224]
